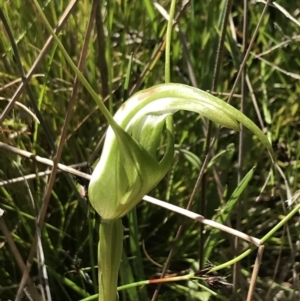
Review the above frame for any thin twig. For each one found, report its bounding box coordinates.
[226,0,272,105]
[233,0,248,296]
[0,163,88,187]
[95,0,109,98]
[143,195,262,246]
[200,0,234,271]
[246,245,265,301]
[0,142,90,180]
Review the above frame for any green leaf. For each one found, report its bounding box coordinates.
[205,166,256,258]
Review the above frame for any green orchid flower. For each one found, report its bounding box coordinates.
[88,83,274,221]
[88,83,274,301]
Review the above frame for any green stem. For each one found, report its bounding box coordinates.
[165,0,176,83]
[164,0,176,159]
[98,219,123,301]
[209,248,253,273]
[260,202,300,243]
[209,203,300,273]
[79,272,229,301]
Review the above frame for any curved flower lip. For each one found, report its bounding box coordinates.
[88,83,275,221]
